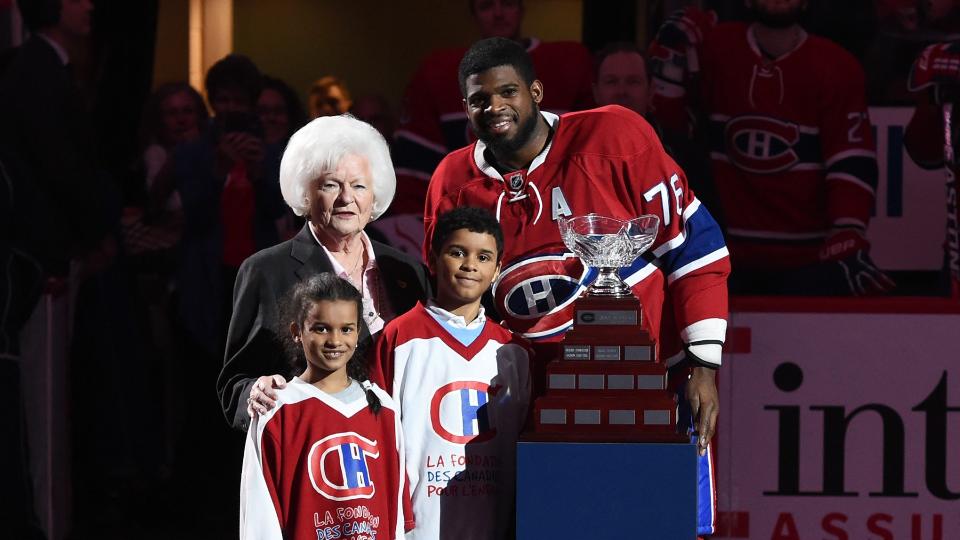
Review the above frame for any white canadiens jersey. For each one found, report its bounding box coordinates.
[240,378,408,540]
[370,303,531,540]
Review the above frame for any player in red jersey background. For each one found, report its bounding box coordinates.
[650,0,895,296]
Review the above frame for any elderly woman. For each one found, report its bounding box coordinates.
[217,115,430,430]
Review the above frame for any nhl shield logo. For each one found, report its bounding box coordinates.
[506,172,525,192]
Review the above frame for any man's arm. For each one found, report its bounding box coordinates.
[624,121,730,454]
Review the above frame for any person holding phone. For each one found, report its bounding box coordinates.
[166,54,288,529]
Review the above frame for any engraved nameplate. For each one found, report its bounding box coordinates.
[576,310,638,325]
[563,345,590,360]
[593,345,621,361]
[540,409,568,424]
[574,409,601,425]
[637,375,665,390]
[609,410,637,425]
[578,374,604,390]
[549,374,576,390]
[644,410,671,425]
[607,374,635,390]
[624,345,652,361]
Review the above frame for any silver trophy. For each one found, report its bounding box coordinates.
[558,214,660,297]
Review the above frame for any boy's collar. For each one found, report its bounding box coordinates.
[425,299,486,329]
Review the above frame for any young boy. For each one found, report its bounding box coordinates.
[370,207,531,540]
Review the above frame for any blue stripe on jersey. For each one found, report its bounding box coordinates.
[393,134,446,176]
[656,204,727,276]
[826,155,879,190]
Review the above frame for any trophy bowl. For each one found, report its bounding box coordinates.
[559,213,660,297]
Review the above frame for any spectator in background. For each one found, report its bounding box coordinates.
[307,75,352,118]
[257,75,307,146]
[385,0,595,255]
[167,54,286,534]
[172,53,286,358]
[0,0,111,536]
[593,41,723,228]
[117,82,208,490]
[651,0,893,296]
[130,82,207,223]
[258,76,309,241]
[593,42,654,117]
[351,93,397,144]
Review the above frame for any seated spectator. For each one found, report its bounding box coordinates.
[257,75,307,146]
[307,75,352,118]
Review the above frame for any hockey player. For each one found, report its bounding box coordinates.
[650,0,894,295]
[904,41,960,296]
[240,273,409,540]
[371,207,531,540]
[423,37,729,536]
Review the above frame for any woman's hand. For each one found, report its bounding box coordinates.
[246,374,287,417]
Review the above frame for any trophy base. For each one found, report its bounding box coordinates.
[546,361,667,394]
[534,394,679,435]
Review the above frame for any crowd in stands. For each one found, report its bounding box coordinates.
[3,0,960,538]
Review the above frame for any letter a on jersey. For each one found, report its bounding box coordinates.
[552,187,572,221]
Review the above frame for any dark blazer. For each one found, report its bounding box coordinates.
[217,223,431,430]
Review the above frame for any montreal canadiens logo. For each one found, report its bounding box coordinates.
[492,253,587,338]
[724,115,800,174]
[307,432,380,501]
[430,382,499,444]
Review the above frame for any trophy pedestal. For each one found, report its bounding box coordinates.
[517,440,698,538]
[532,294,678,438]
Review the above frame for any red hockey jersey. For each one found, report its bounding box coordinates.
[424,106,730,368]
[699,23,879,268]
[240,378,407,540]
[391,38,595,216]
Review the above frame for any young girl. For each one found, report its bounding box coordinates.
[240,273,409,540]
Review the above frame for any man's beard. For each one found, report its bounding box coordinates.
[475,107,540,156]
[752,4,804,28]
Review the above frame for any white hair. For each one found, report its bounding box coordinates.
[279,114,396,220]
